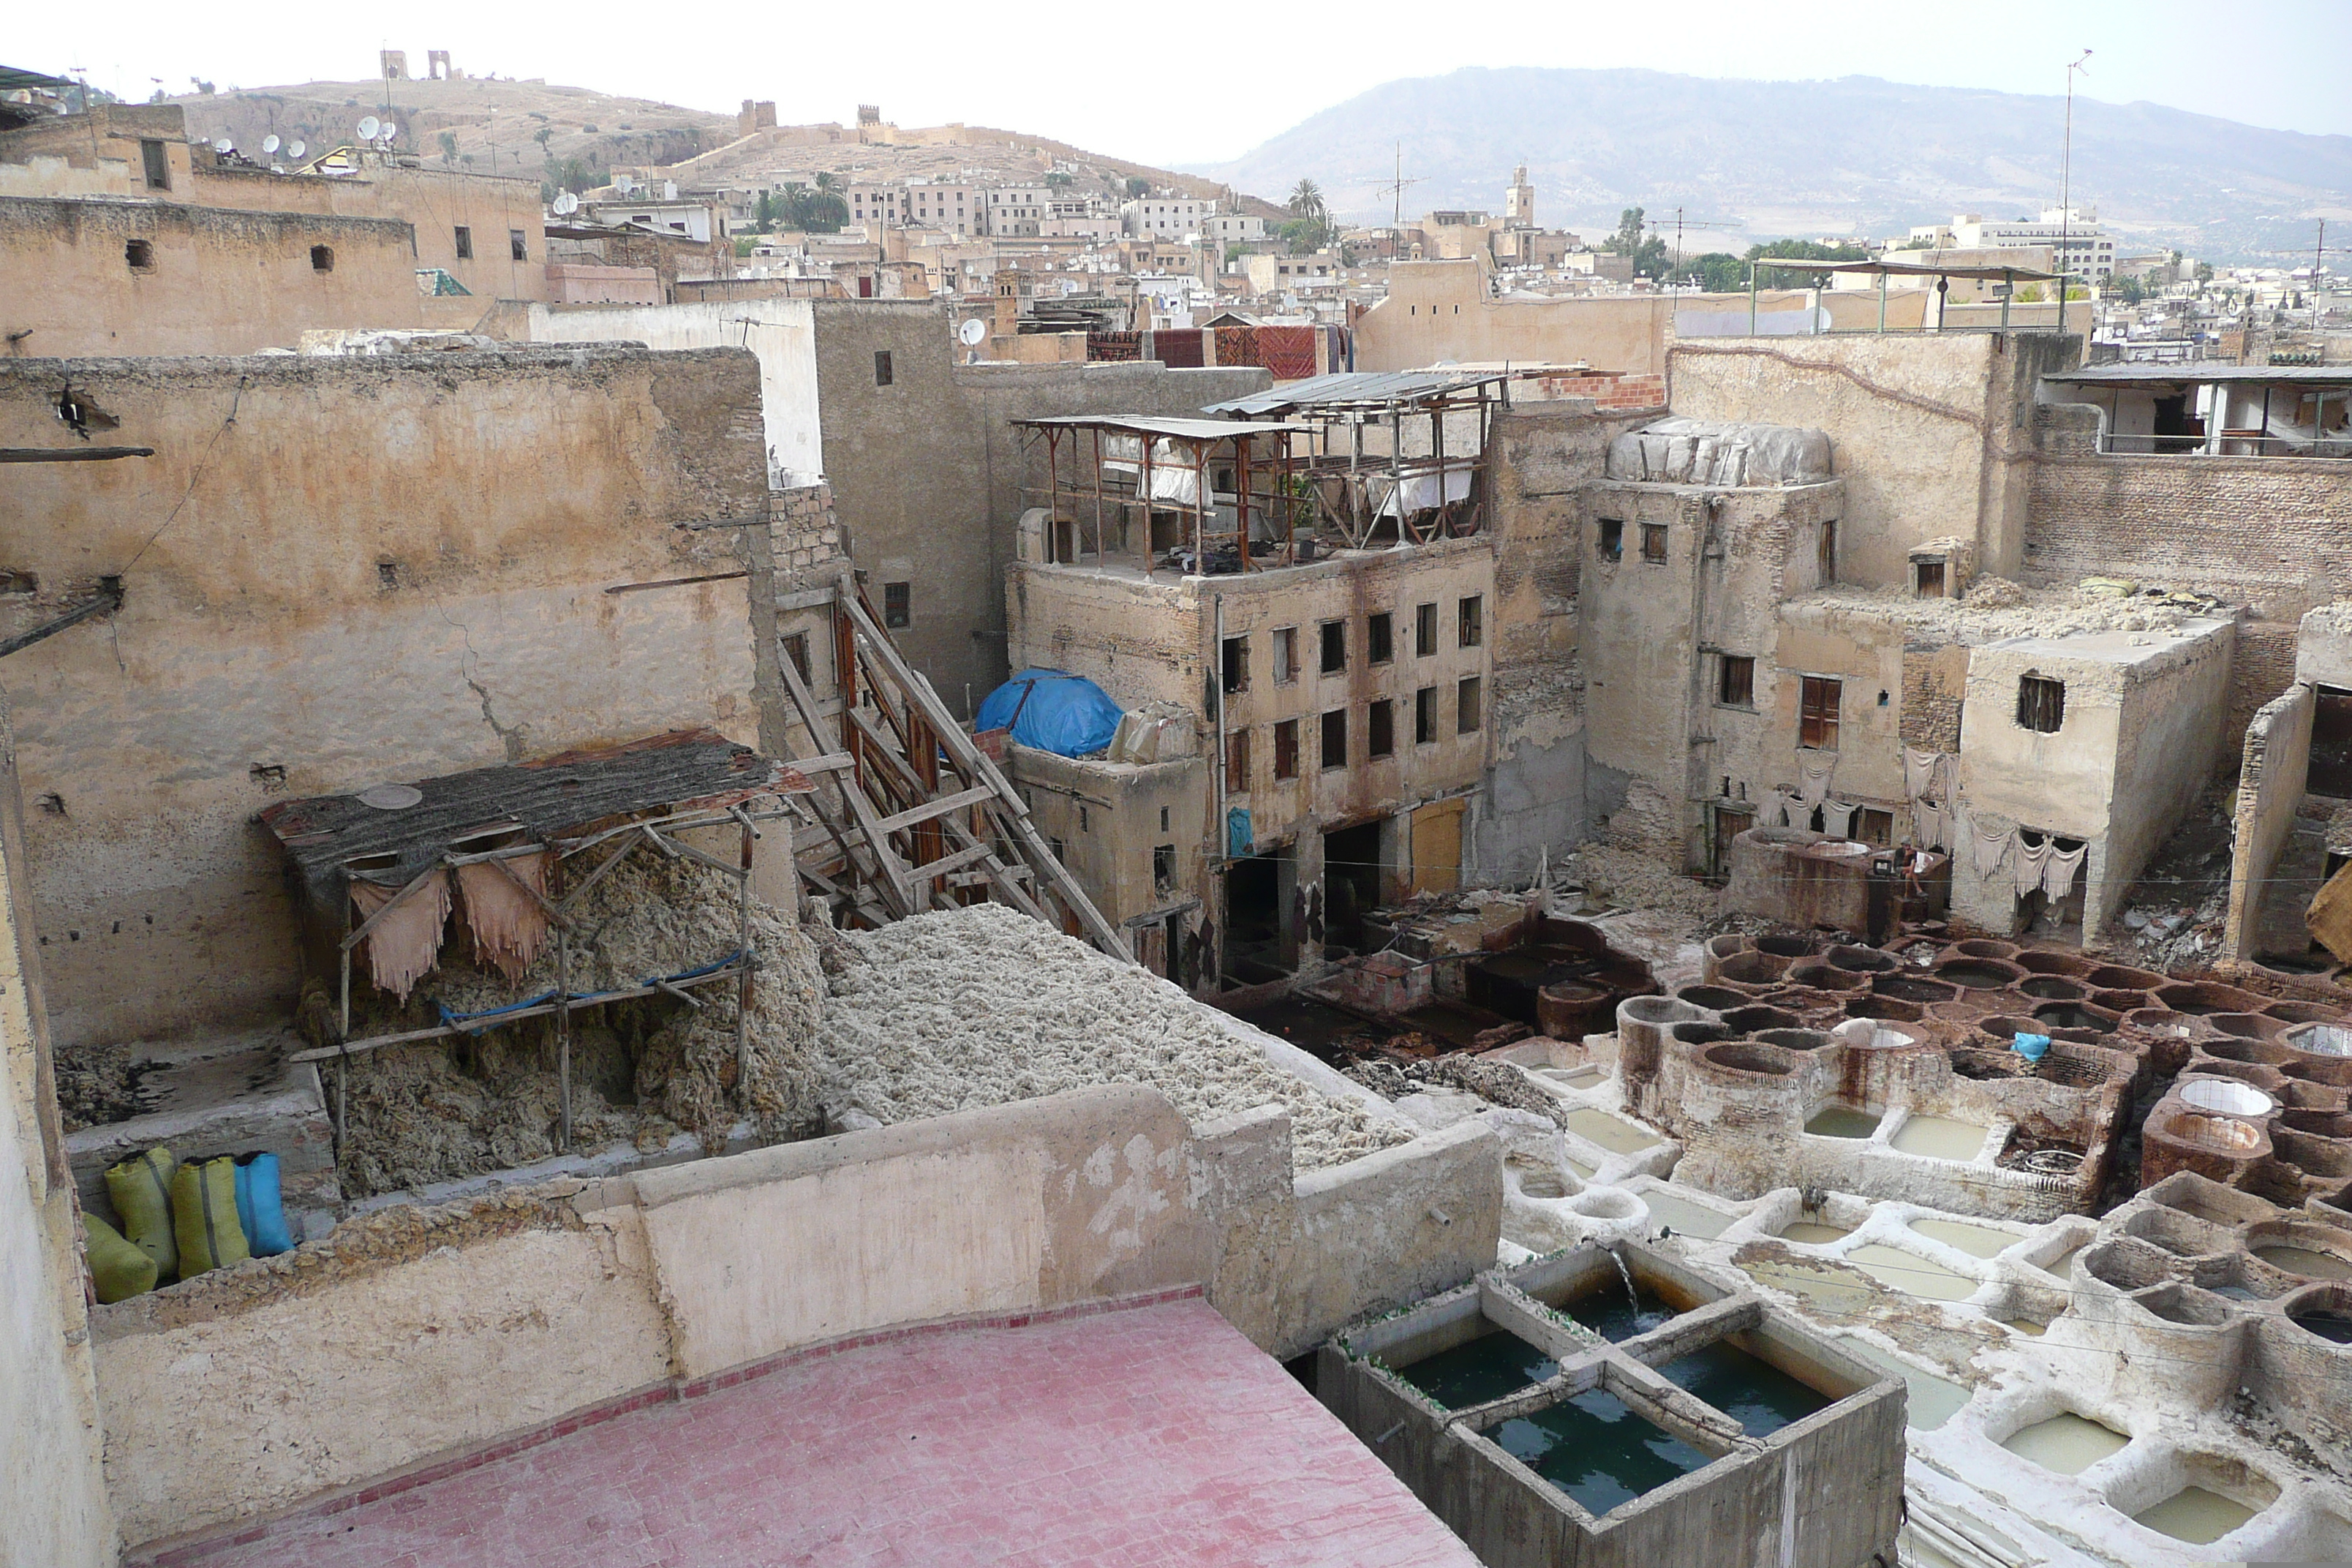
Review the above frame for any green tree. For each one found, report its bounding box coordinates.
[1674,252,1746,293]
[1125,176,1148,199]
[1287,179,1327,228]
[1742,238,1870,290]
[1605,207,1670,279]
[532,126,554,154]
[1279,218,1325,255]
[437,130,459,165]
[1045,170,1073,189]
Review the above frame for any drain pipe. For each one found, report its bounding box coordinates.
[1211,592,1228,987]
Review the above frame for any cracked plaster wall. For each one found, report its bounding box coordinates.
[0,349,771,1050]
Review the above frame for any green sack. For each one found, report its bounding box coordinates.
[104,1146,178,1281]
[83,1213,158,1303]
[170,1156,249,1278]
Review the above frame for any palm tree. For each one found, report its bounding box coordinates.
[1287,179,1326,226]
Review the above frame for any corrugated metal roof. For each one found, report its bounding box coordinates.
[2047,365,2352,387]
[1199,369,1513,417]
[1012,415,1297,441]
[1752,257,2063,282]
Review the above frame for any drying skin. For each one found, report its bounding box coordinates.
[819,903,1411,1170]
[337,856,825,1197]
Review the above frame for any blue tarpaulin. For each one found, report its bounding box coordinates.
[975,669,1123,758]
[1226,806,1253,859]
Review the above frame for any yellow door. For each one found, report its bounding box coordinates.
[1411,802,1464,894]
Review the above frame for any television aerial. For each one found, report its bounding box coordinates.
[957,317,987,347]
[551,191,579,216]
[355,116,380,142]
[262,134,280,155]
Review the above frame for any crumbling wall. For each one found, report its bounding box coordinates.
[2223,683,2315,962]
[1900,641,1971,753]
[0,349,771,1052]
[2025,402,2351,615]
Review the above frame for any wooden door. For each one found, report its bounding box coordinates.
[1411,802,1464,894]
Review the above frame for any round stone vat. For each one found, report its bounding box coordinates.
[1754,1028,1830,1051]
[1787,962,1863,992]
[2125,1009,2204,1039]
[1825,943,1899,974]
[1704,1041,1797,1077]
[2020,976,2088,1002]
[2180,1077,2275,1119]
[1831,1018,1919,1052]
[2157,981,2270,1017]
[2092,989,2152,1014]
[1720,1005,1800,1033]
[1874,974,1958,1005]
[2088,963,2168,991]
[2286,1022,2352,1059]
[1714,951,1787,986]
[1952,938,2020,960]
[1567,1188,1643,1220]
[1978,1015,2032,1040]
[2264,1000,2342,1026]
[1755,934,1819,960]
[1675,984,1750,1012]
[2015,950,2096,977]
[2033,1000,2116,1034]
[1672,1022,1730,1046]
[1538,981,1618,1040]
[1846,996,1924,1023]
[1937,957,2027,990]
[2281,1283,2352,1346]
[2209,1012,2288,1041]
[2151,1107,2266,1154]
[2201,1036,2295,1067]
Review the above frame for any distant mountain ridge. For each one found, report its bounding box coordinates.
[1188,68,2352,261]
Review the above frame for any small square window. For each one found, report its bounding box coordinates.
[1368,611,1393,665]
[454,225,474,260]
[1416,687,1438,745]
[1457,595,1482,649]
[1226,729,1251,793]
[1320,709,1348,769]
[1368,699,1395,758]
[1415,603,1438,657]
[124,238,155,271]
[1718,655,1754,708]
[1457,676,1482,734]
[2018,674,2065,733]
[309,244,334,272]
[1640,522,1668,564]
[1319,619,1346,675]
[883,581,911,628]
[875,350,894,387]
[1221,633,1249,694]
[510,229,529,261]
[1153,844,1177,893]
[1273,718,1300,779]
[1598,518,1624,560]
[140,139,170,190]
[782,632,811,683]
[1272,626,1298,684]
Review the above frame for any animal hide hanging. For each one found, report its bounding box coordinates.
[456,851,554,981]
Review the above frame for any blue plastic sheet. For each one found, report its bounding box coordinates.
[2012,1032,2051,1063]
[1227,806,1254,859]
[975,669,1123,758]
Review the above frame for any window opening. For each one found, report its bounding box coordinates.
[1273,718,1300,779]
[1272,626,1298,683]
[874,350,894,386]
[2017,674,2065,733]
[1368,699,1395,757]
[310,245,334,271]
[1153,844,1177,893]
[883,581,911,627]
[1414,602,1438,657]
[1319,619,1346,674]
[1320,709,1348,769]
[1415,687,1438,745]
[1817,520,1838,584]
[1598,518,1624,560]
[1457,595,1482,648]
[1718,655,1754,708]
[510,229,529,261]
[1640,522,1669,563]
[1226,729,1251,793]
[1221,634,1249,694]
[124,238,154,271]
[140,140,170,189]
[1457,676,1482,734]
[454,225,474,260]
[1798,676,1842,750]
[1367,611,1393,665]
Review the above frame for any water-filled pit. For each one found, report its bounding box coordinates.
[2131,1485,2259,1545]
[1639,1188,1735,1239]
[1392,1329,1558,1409]
[1891,1115,1990,1161]
[1564,1107,1663,1155]
[2255,1244,2352,1279]
[1937,961,2018,989]
[1654,1341,1831,1439]
[1846,1244,1978,1303]
[1910,1218,2015,1259]
[1491,1388,1711,1517]
[2002,1412,2130,1475]
[1779,1218,1855,1245]
[1805,1105,1882,1139]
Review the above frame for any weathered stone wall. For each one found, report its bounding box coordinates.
[0,704,116,1567]
[0,349,771,1050]
[0,196,442,357]
[1901,641,1971,753]
[2024,403,2352,616]
[2223,684,2315,962]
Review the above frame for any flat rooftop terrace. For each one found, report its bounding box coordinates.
[159,1292,1477,1568]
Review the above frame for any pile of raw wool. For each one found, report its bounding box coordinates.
[818,902,1412,1169]
[336,855,824,1196]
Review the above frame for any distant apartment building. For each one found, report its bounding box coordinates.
[847,183,902,227]
[1915,209,2116,282]
[583,197,725,244]
[908,181,974,235]
[985,186,1050,237]
[1202,211,1267,246]
[1122,197,1213,238]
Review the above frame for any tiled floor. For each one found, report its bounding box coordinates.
[187,1295,1478,1567]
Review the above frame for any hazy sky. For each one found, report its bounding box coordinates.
[17,0,2351,166]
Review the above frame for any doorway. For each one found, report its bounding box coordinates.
[1224,845,1294,983]
[1322,819,1384,957]
[1411,800,1465,894]
[2312,686,2352,797]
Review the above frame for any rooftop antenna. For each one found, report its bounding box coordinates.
[1373,142,1424,230]
[2057,48,2092,339]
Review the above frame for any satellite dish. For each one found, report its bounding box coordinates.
[552,191,579,216]
[356,116,380,141]
[212,137,234,154]
[380,121,399,143]
[957,317,987,347]
[357,784,423,810]
[288,140,306,159]
[262,133,280,154]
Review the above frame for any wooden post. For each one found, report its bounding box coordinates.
[1091,427,1105,564]
[736,810,755,1101]
[1044,428,1060,561]
[556,921,572,1152]
[1140,433,1154,575]
[1236,434,1252,571]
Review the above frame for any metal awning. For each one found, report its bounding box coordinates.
[1200,369,1514,418]
[2047,366,2352,388]
[1012,415,1295,442]
[1752,257,2064,282]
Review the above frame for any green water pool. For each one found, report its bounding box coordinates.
[1492,1387,1713,1517]
[1392,1329,1558,1409]
[1656,1341,1833,1439]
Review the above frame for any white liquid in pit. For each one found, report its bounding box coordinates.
[1891,1115,1989,1161]
[1836,1340,1970,1431]
[2034,1240,2088,1281]
[1779,1221,1854,1245]
[2001,1412,2129,1475]
[1847,1244,1978,1303]
[1910,1218,2016,1259]
[1564,1107,1662,1155]
[1542,1066,1606,1089]
[1640,1189,1733,1239]
[2133,1485,2258,1545]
